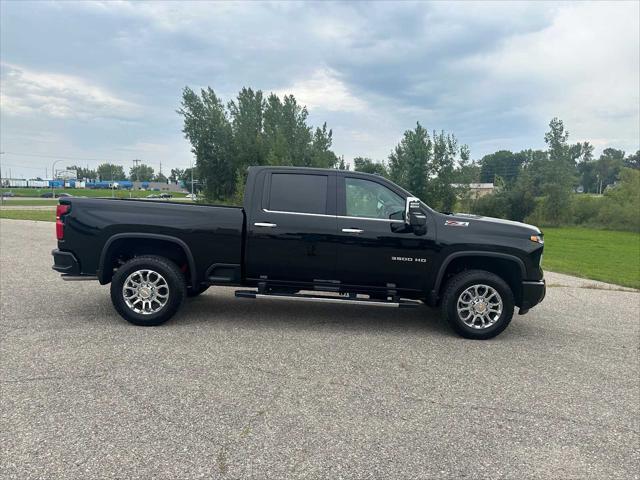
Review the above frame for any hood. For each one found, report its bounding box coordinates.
[444,212,542,235]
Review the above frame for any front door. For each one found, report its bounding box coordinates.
[245,170,337,286]
[335,175,436,294]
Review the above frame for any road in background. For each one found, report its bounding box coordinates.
[1,219,638,479]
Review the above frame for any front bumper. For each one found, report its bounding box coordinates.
[520,279,546,311]
[52,249,80,275]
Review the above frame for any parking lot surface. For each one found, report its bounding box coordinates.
[1,219,638,479]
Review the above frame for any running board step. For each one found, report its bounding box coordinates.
[234,290,421,308]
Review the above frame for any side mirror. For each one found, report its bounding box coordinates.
[404,196,426,227]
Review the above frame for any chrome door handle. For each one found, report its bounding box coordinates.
[254,222,277,228]
[342,228,363,234]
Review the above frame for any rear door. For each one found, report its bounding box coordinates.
[245,170,337,285]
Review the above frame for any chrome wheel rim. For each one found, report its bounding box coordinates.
[122,269,170,315]
[457,284,503,329]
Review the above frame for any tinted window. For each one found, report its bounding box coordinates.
[269,173,328,214]
[345,177,404,219]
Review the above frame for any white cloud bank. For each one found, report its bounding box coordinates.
[273,68,368,113]
[0,63,138,120]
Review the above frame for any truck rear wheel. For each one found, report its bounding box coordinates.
[110,255,186,326]
[441,269,514,340]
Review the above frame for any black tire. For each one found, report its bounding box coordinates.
[187,284,209,297]
[110,255,186,326]
[441,269,514,340]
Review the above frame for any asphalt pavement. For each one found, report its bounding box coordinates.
[1,218,638,479]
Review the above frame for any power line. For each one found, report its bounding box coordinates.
[1,151,192,170]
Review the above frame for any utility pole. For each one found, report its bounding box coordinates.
[0,151,4,206]
[190,158,195,199]
[132,159,141,188]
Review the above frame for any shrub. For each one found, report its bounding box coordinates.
[470,193,509,218]
[571,195,604,226]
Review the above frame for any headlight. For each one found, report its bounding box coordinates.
[530,235,544,244]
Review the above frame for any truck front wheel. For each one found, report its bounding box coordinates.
[110,255,186,326]
[441,269,514,340]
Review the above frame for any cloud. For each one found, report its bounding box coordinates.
[0,63,139,120]
[0,0,638,176]
[455,1,639,151]
[273,68,368,113]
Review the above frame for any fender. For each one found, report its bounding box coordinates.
[98,233,197,286]
[429,251,526,303]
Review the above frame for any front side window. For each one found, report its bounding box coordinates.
[269,173,328,214]
[345,177,405,220]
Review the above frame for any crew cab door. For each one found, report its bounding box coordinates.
[335,174,436,294]
[245,170,337,286]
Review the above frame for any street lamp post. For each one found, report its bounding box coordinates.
[51,159,63,199]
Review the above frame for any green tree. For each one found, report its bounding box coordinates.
[596,168,640,231]
[428,130,458,211]
[178,87,236,201]
[169,168,185,183]
[179,86,339,201]
[309,122,338,168]
[263,94,314,166]
[337,156,349,170]
[182,167,199,192]
[624,150,639,169]
[388,122,432,200]
[594,148,625,193]
[479,150,526,185]
[130,164,155,182]
[353,157,388,176]
[540,117,576,224]
[228,87,266,172]
[576,142,596,192]
[451,145,480,185]
[154,172,168,183]
[67,165,97,181]
[97,163,125,181]
[388,123,460,211]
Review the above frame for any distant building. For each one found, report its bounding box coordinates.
[451,183,496,199]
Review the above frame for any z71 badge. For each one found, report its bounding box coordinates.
[391,256,428,263]
[445,220,469,227]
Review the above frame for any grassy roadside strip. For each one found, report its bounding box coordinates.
[0,210,56,222]
[0,200,60,206]
[541,227,639,289]
[1,188,188,198]
[1,198,196,206]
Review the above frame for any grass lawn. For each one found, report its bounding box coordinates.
[542,227,640,289]
[0,199,59,206]
[1,188,187,199]
[0,210,56,222]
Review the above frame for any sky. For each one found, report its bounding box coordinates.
[1,0,639,179]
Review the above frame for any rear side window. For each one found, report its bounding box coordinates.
[269,173,328,214]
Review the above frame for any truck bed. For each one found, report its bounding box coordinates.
[57,197,245,284]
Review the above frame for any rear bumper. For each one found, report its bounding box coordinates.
[52,249,80,275]
[520,279,546,311]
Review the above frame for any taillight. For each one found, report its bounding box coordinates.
[56,204,70,240]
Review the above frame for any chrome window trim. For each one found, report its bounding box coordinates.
[340,215,404,224]
[262,208,404,223]
[263,208,333,218]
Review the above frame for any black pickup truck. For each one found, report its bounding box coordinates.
[52,166,545,339]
